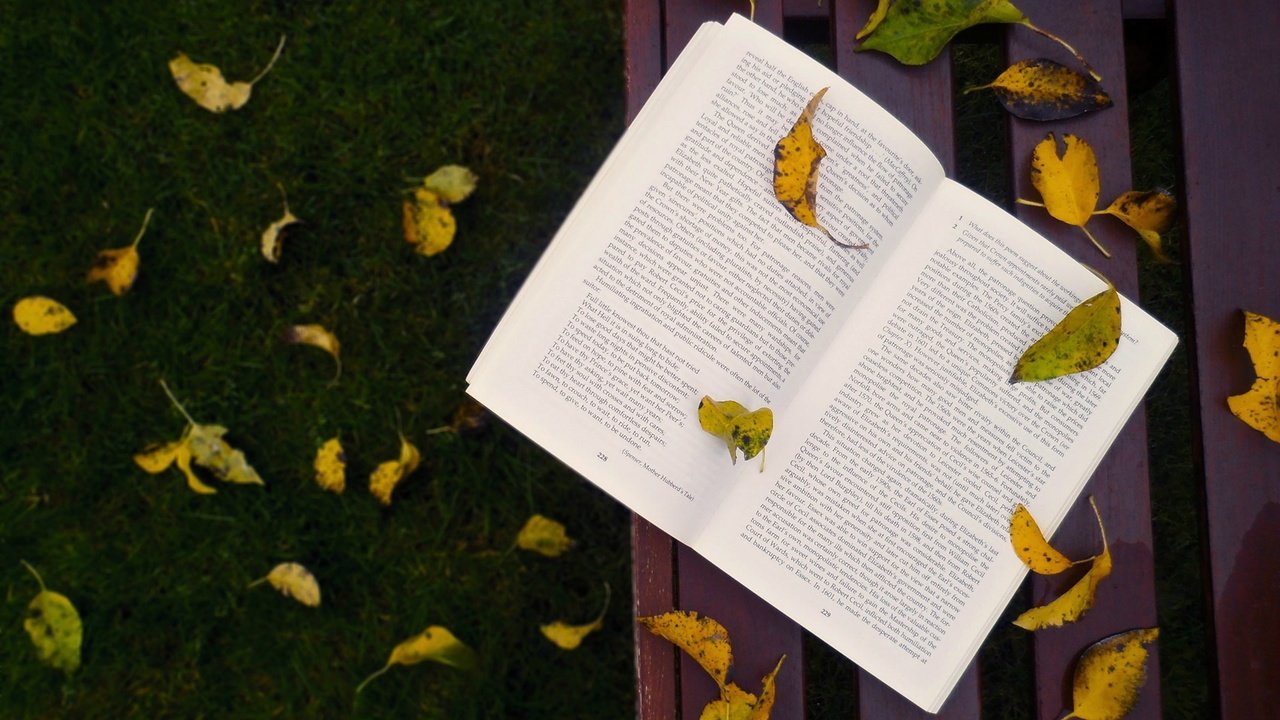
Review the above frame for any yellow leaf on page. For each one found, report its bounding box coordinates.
[1010,503,1079,574]
[697,396,773,466]
[774,88,861,247]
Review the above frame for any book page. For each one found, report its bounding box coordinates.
[697,180,1176,711]
[467,15,944,543]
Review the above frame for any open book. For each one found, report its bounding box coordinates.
[467,13,1175,713]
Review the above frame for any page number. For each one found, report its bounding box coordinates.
[821,608,832,617]
[596,452,608,462]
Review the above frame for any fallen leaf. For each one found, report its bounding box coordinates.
[169,35,286,112]
[403,188,456,256]
[421,165,478,204]
[749,655,787,720]
[1227,310,1280,443]
[540,583,610,650]
[516,514,574,557]
[1030,132,1105,245]
[283,324,341,379]
[20,561,82,674]
[855,0,890,40]
[355,625,477,693]
[1063,627,1159,720]
[133,440,183,474]
[774,88,860,247]
[1010,273,1120,383]
[260,185,300,263]
[449,396,491,433]
[638,610,734,689]
[137,380,264,493]
[700,683,757,720]
[966,59,1112,121]
[313,437,346,493]
[1096,190,1176,262]
[1015,497,1111,630]
[697,396,773,466]
[369,435,421,505]
[1010,503,1080,574]
[13,296,76,335]
[87,207,154,295]
[250,562,321,607]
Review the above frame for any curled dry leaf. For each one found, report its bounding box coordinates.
[638,610,734,689]
[20,561,82,674]
[855,0,890,40]
[87,208,154,295]
[697,396,773,467]
[1227,310,1280,443]
[356,625,477,693]
[516,514,574,557]
[1010,273,1120,383]
[260,186,300,263]
[134,380,264,494]
[13,296,76,335]
[774,88,859,247]
[313,437,346,493]
[369,435,420,505]
[748,655,786,720]
[169,35,286,112]
[1015,497,1111,630]
[540,583,611,650]
[967,59,1112,121]
[1010,503,1080,574]
[1097,190,1176,262]
[283,324,341,379]
[449,396,491,433]
[250,562,321,607]
[1064,627,1160,720]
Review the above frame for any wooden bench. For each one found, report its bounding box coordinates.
[626,1,1280,717]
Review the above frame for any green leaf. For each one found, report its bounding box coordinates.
[857,0,1026,66]
[21,561,82,674]
[1011,277,1121,383]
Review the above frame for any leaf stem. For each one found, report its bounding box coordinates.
[131,208,155,249]
[1088,495,1109,549]
[20,559,47,592]
[747,0,756,22]
[355,664,392,695]
[592,582,613,624]
[1015,198,1046,208]
[250,34,288,85]
[1019,20,1101,81]
[1079,225,1111,258]
[159,379,197,426]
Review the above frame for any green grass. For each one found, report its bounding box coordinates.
[1,1,629,718]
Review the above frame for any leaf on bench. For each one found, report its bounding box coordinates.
[1015,497,1111,630]
[638,610,734,689]
[1227,310,1280,443]
[1063,627,1159,720]
[1009,503,1087,573]
[1096,190,1177,263]
[966,59,1112,121]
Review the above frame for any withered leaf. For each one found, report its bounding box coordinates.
[1064,628,1160,720]
[87,208,154,295]
[1227,310,1280,443]
[1011,273,1121,383]
[968,59,1112,121]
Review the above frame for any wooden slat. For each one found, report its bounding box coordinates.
[624,0,665,125]
[1005,3,1162,719]
[663,0,786,67]
[1171,1,1280,717]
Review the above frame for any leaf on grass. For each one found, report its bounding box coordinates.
[1227,310,1280,443]
[541,583,610,650]
[1015,497,1111,630]
[313,437,346,493]
[1010,503,1079,574]
[260,186,300,263]
[21,561,82,674]
[356,625,477,693]
[638,610,734,689]
[516,514,574,557]
[13,297,76,336]
[855,0,890,40]
[774,88,859,247]
[967,59,1112,121]
[421,165,478,204]
[133,441,183,474]
[1064,627,1159,720]
[138,380,264,493]
[283,324,341,379]
[369,435,420,505]
[1097,190,1176,262]
[857,0,1026,65]
[698,396,773,466]
[1010,274,1120,383]
[403,165,477,257]
[87,208,154,295]
[250,562,321,607]
[169,35,286,112]
[449,396,491,433]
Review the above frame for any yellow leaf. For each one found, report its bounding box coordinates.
[1010,503,1079,574]
[748,655,786,720]
[88,208,154,295]
[1023,133,1109,257]
[966,59,1112,122]
[313,438,346,493]
[133,440,183,474]
[13,296,76,335]
[260,187,300,263]
[697,396,774,466]
[1015,497,1111,630]
[516,514,574,557]
[283,324,341,379]
[699,683,757,720]
[20,561,82,674]
[638,610,734,689]
[186,423,264,486]
[168,35,286,113]
[173,443,218,494]
[250,562,321,607]
[402,188,457,256]
[422,165,478,204]
[1098,190,1177,262]
[369,435,421,506]
[540,583,610,650]
[355,625,477,693]
[1011,274,1121,383]
[774,88,859,247]
[855,0,890,40]
[1227,310,1280,443]
[1064,627,1160,720]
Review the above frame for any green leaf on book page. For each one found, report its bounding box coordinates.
[1010,275,1121,383]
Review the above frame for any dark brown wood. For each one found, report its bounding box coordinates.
[634,515,680,720]
[663,0,786,67]
[624,0,664,125]
[1006,3,1162,719]
[1171,1,1280,717]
